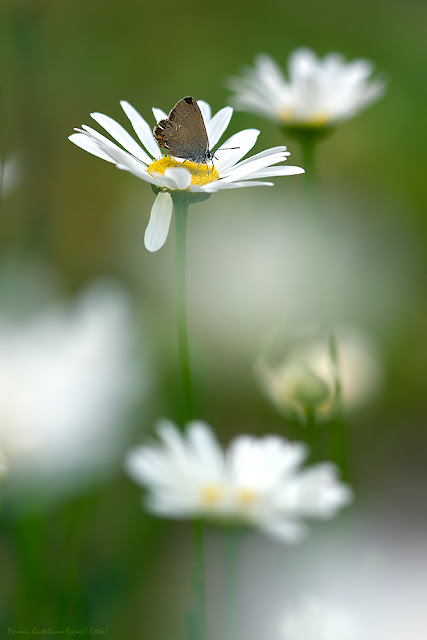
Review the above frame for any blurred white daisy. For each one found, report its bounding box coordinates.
[0,282,141,500]
[125,419,352,542]
[228,49,385,128]
[69,99,304,251]
[256,328,383,423]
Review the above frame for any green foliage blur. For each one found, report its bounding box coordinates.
[1,0,426,638]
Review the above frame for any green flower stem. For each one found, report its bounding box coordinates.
[299,132,317,217]
[12,501,48,628]
[224,529,239,640]
[189,519,205,640]
[283,127,349,475]
[174,198,194,422]
[303,404,317,460]
[282,125,332,224]
[300,132,348,477]
[328,332,349,480]
[169,190,210,424]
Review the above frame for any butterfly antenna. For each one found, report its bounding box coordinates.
[213,146,240,161]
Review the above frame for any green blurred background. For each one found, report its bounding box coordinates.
[1,0,427,637]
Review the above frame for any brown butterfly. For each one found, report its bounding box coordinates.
[153,97,238,173]
[153,97,214,172]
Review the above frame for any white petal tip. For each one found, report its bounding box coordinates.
[144,242,160,253]
[144,192,173,252]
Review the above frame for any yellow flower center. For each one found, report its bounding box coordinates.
[307,110,331,126]
[148,156,219,187]
[236,487,258,506]
[279,107,331,127]
[201,485,223,506]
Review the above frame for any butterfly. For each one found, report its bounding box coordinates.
[153,97,237,173]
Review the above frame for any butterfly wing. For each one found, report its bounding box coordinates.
[153,97,210,163]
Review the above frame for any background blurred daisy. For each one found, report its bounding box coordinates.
[0,281,142,501]
[228,49,385,129]
[256,327,383,424]
[126,419,352,542]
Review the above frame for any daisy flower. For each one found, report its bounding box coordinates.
[125,419,352,542]
[0,282,141,499]
[256,328,382,424]
[228,49,385,129]
[69,98,304,251]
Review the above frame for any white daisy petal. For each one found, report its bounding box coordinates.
[144,191,173,252]
[241,165,305,179]
[291,464,353,517]
[215,129,260,173]
[120,100,161,159]
[196,180,273,192]
[255,53,289,94]
[187,421,225,477]
[223,154,292,182]
[150,171,177,190]
[223,146,289,171]
[115,162,157,184]
[90,112,152,164]
[80,125,134,161]
[76,127,156,184]
[197,100,211,124]
[163,167,192,190]
[69,133,115,163]
[288,47,319,82]
[258,518,308,543]
[207,106,233,149]
[152,107,167,122]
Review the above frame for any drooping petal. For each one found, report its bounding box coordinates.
[144,192,173,252]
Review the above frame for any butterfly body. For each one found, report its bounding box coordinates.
[153,97,214,170]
